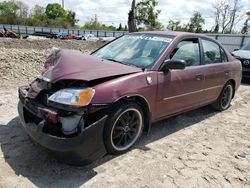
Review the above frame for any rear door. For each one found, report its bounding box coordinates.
[156,38,206,119]
[199,38,230,104]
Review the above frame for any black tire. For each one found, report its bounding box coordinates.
[104,102,144,155]
[212,82,234,111]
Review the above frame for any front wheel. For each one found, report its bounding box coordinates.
[104,102,144,155]
[212,82,234,111]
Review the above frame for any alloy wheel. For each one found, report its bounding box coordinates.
[110,108,143,151]
[221,84,233,110]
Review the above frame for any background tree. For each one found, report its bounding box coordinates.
[213,24,219,33]
[212,0,241,33]
[45,3,66,20]
[0,1,78,28]
[0,0,20,24]
[16,1,28,20]
[167,20,181,31]
[212,0,221,33]
[187,12,205,33]
[128,0,137,32]
[117,23,122,31]
[32,5,46,21]
[83,15,116,31]
[221,3,231,33]
[29,5,46,26]
[44,3,78,28]
[83,14,102,30]
[66,10,78,27]
[228,0,240,33]
[135,0,163,30]
[166,20,188,32]
[241,11,250,34]
[117,24,128,31]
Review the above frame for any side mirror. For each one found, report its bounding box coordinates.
[160,59,186,72]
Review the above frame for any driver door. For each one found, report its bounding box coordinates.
[156,38,206,119]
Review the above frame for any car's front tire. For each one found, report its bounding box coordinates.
[212,82,234,111]
[104,102,144,155]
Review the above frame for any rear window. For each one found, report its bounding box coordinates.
[202,39,228,64]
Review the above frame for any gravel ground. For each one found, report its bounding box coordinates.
[0,37,103,88]
[0,38,250,188]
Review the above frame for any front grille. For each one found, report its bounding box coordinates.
[36,90,52,106]
[243,71,250,76]
[23,106,43,124]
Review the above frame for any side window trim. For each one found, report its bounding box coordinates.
[198,37,205,65]
[220,47,228,62]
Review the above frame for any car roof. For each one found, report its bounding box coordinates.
[136,31,208,38]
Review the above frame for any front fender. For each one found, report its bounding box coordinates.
[91,71,158,117]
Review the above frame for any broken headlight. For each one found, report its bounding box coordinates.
[48,88,95,107]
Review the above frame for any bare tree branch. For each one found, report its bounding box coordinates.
[212,0,241,33]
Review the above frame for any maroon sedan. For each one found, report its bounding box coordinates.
[18,31,242,165]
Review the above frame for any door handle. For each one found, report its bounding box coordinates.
[195,73,204,81]
[224,70,230,76]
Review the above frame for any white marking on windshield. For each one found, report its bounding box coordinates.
[127,35,173,43]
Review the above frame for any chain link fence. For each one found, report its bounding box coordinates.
[1,24,250,52]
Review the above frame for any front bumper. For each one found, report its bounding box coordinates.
[238,58,250,79]
[18,87,107,165]
[242,67,250,78]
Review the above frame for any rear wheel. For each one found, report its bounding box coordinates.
[212,82,234,111]
[104,102,144,155]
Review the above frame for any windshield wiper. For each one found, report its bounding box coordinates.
[105,58,123,64]
[105,58,133,67]
[104,58,143,70]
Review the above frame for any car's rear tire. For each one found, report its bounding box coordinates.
[104,102,144,155]
[212,82,234,111]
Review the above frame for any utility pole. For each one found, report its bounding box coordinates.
[62,0,64,8]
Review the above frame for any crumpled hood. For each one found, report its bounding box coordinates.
[42,49,142,83]
[231,50,250,59]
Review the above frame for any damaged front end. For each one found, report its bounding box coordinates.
[18,80,108,165]
[18,47,142,164]
[17,48,111,164]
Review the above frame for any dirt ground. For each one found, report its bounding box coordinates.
[0,38,250,188]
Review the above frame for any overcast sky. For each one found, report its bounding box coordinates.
[5,0,250,30]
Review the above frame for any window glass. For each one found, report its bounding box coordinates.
[170,39,200,66]
[202,39,222,64]
[142,40,166,58]
[241,42,250,50]
[93,34,175,68]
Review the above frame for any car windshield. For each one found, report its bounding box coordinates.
[241,42,250,50]
[92,34,175,69]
